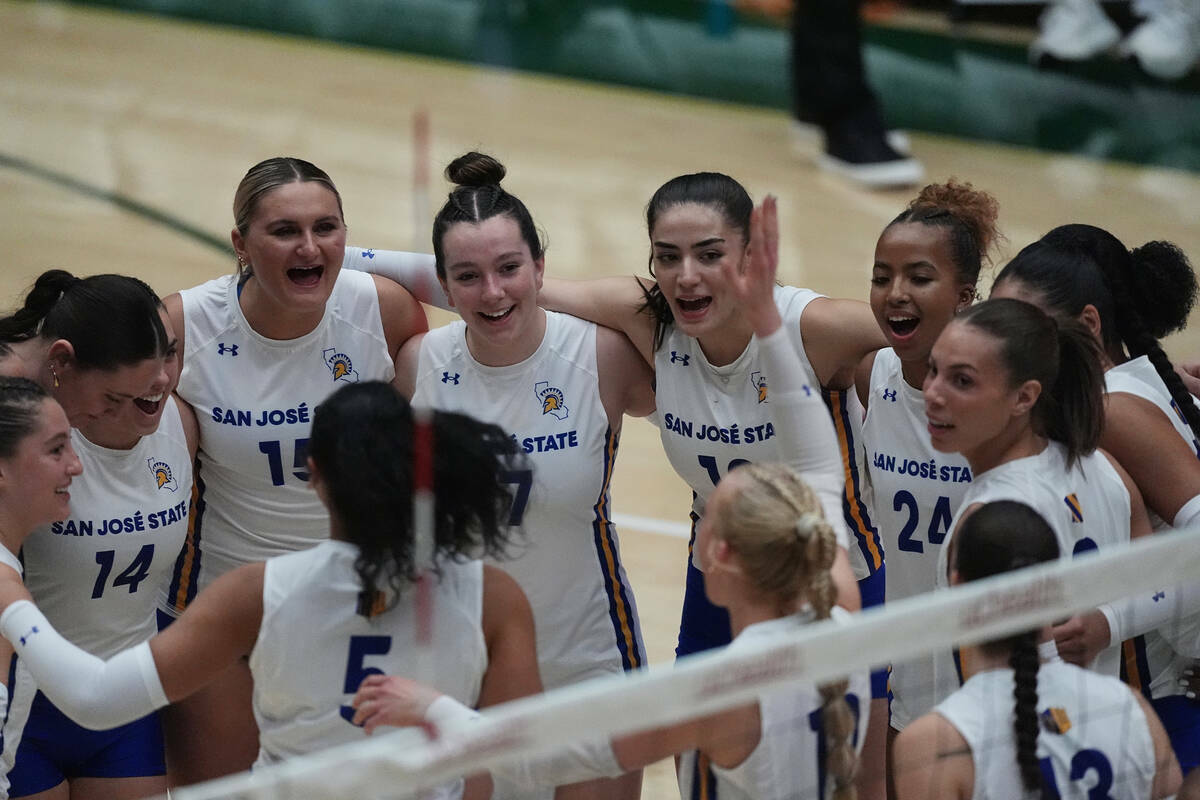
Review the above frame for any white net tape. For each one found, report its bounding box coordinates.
[168,526,1200,800]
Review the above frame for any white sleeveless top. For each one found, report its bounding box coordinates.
[937,660,1155,800]
[678,610,871,800]
[24,398,191,657]
[250,540,486,777]
[653,286,840,544]
[166,269,393,610]
[934,443,1132,697]
[412,311,643,689]
[863,348,973,730]
[1106,356,1200,701]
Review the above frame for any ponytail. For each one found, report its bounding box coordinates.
[1047,318,1105,467]
[959,300,1104,468]
[0,270,167,370]
[1009,631,1051,798]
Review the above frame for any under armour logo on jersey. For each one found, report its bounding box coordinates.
[217,343,238,357]
[1063,493,1084,523]
[669,351,690,366]
[19,626,38,646]
[535,381,569,420]
[360,249,376,259]
[750,371,768,404]
[441,372,460,385]
[1154,591,1166,602]
[882,388,898,402]
[323,348,360,383]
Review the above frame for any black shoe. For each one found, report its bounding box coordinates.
[814,105,924,189]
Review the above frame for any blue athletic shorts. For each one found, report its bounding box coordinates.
[1151,694,1200,774]
[857,567,890,700]
[7,690,165,795]
[675,555,732,658]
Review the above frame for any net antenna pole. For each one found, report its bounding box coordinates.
[408,107,437,684]
[411,108,432,255]
[411,404,436,684]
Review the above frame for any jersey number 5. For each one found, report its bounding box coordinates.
[339,635,394,725]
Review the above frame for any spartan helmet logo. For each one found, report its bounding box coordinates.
[750,371,768,404]
[322,348,360,383]
[147,458,178,492]
[534,381,569,421]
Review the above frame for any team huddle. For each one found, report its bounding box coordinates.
[0,152,1195,800]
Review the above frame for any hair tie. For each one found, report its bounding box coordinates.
[794,512,822,541]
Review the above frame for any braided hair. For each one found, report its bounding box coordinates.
[994,224,1200,444]
[955,501,1060,798]
[713,463,858,799]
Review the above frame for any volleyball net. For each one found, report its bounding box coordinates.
[168,527,1200,800]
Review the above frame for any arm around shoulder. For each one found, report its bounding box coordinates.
[596,325,655,424]
[373,275,429,360]
[393,333,426,401]
[149,561,264,702]
[799,298,887,388]
[539,277,657,366]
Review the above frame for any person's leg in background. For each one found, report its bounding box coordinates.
[790,0,923,189]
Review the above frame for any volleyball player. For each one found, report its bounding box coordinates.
[353,462,870,800]
[855,181,998,744]
[895,500,1180,800]
[158,157,428,782]
[393,152,654,800]
[0,378,82,798]
[925,298,1152,686]
[0,382,545,800]
[0,272,187,799]
[991,224,1200,776]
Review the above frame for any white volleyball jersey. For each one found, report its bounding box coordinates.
[1106,356,1200,701]
[0,546,22,798]
[412,311,644,689]
[936,661,1156,800]
[250,540,486,779]
[678,610,870,800]
[654,286,850,554]
[23,399,191,658]
[165,270,393,612]
[863,349,973,730]
[937,443,1132,683]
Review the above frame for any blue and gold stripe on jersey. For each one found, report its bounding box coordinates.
[164,466,207,615]
[1120,635,1153,699]
[591,426,644,671]
[822,388,884,574]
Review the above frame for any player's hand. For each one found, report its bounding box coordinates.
[352,674,443,735]
[1176,361,1200,400]
[1052,611,1111,668]
[722,195,784,338]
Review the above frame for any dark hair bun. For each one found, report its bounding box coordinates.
[445,152,506,188]
[1130,240,1196,338]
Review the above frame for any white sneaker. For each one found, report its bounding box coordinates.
[1120,0,1200,79]
[1031,0,1122,62]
